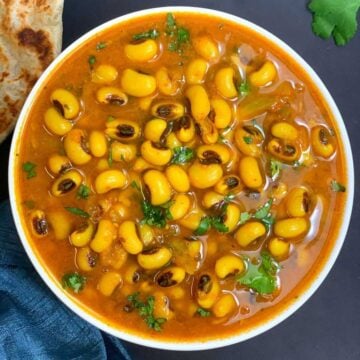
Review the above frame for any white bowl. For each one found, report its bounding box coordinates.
[8,6,354,351]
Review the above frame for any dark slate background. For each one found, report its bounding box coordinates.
[1,1,359,359]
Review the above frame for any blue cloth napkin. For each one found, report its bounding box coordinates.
[0,201,131,360]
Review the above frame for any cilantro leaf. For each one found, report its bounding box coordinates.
[141,200,167,228]
[238,82,250,96]
[165,12,190,53]
[22,161,37,179]
[64,206,90,218]
[62,272,86,293]
[88,55,96,68]
[308,0,360,45]
[196,307,211,317]
[236,252,279,295]
[77,184,91,200]
[194,216,212,236]
[96,41,107,50]
[132,29,160,41]
[126,292,167,331]
[243,136,253,144]
[270,159,282,180]
[171,146,195,164]
[254,199,273,219]
[330,179,346,192]
[239,211,251,225]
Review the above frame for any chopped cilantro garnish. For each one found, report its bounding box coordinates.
[196,307,211,317]
[22,161,37,179]
[96,41,107,50]
[194,216,212,236]
[243,136,253,144]
[270,159,282,180]
[62,272,86,293]
[141,201,168,228]
[130,180,141,192]
[88,55,96,68]
[165,12,190,53]
[330,180,346,192]
[254,199,274,231]
[133,29,160,41]
[77,184,91,200]
[64,206,90,218]
[171,146,194,164]
[239,212,251,225]
[238,82,250,96]
[126,292,167,331]
[308,0,360,46]
[236,252,280,295]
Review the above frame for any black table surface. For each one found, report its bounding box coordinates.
[1,1,359,359]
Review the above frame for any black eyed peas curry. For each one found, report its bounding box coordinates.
[15,12,347,340]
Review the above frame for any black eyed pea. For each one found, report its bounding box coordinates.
[285,187,311,217]
[166,133,182,149]
[47,154,71,175]
[274,217,309,239]
[202,191,224,209]
[189,161,223,189]
[144,118,168,142]
[105,119,141,142]
[223,204,242,232]
[186,85,210,123]
[51,169,82,197]
[168,194,191,220]
[185,58,209,84]
[210,97,232,129]
[151,101,185,121]
[70,221,95,247]
[96,86,128,106]
[63,129,92,165]
[124,263,143,284]
[111,141,137,162]
[99,242,128,270]
[196,273,221,309]
[29,210,49,237]
[197,117,219,144]
[98,271,122,296]
[143,169,172,205]
[137,247,173,270]
[249,60,277,87]
[214,67,238,99]
[271,121,298,141]
[50,88,80,119]
[153,291,175,320]
[118,220,144,255]
[215,255,245,279]
[91,64,118,84]
[212,293,237,318]
[238,156,263,189]
[140,141,172,166]
[90,219,117,253]
[311,125,336,158]
[47,211,72,240]
[235,221,267,247]
[197,144,231,165]
[124,39,158,62]
[76,246,98,272]
[44,107,73,136]
[175,115,196,142]
[178,208,205,231]
[192,35,220,61]
[133,157,156,173]
[268,237,290,259]
[165,165,190,192]
[156,266,186,287]
[155,67,180,96]
[214,175,242,195]
[267,138,300,162]
[120,69,156,97]
[138,223,155,247]
[89,131,107,157]
[234,126,264,157]
[94,169,127,194]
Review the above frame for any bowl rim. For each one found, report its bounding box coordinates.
[8,6,354,351]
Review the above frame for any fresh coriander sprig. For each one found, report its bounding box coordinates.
[62,272,86,293]
[22,161,37,179]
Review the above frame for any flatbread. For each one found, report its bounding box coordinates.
[0,0,64,143]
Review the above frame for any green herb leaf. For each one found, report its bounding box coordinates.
[270,159,282,180]
[22,161,37,179]
[130,180,141,192]
[141,200,167,228]
[88,55,96,68]
[165,12,190,53]
[224,193,235,202]
[238,82,250,96]
[330,179,346,192]
[243,136,253,144]
[196,307,211,317]
[308,0,360,46]
[211,216,229,233]
[77,184,91,200]
[132,29,160,41]
[171,146,195,164]
[236,252,279,295]
[64,206,90,218]
[254,199,273,219]
[177,27,190,44]
[239,211,251,225]
[62,272,86,293]
[96,41,107,50]
[126,292,167,331]
[194,216,212,236]
[166,13,176,33]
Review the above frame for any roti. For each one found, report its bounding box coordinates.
[0,0,64,144]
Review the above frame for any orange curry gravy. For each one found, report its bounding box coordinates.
[14,12,347,342]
